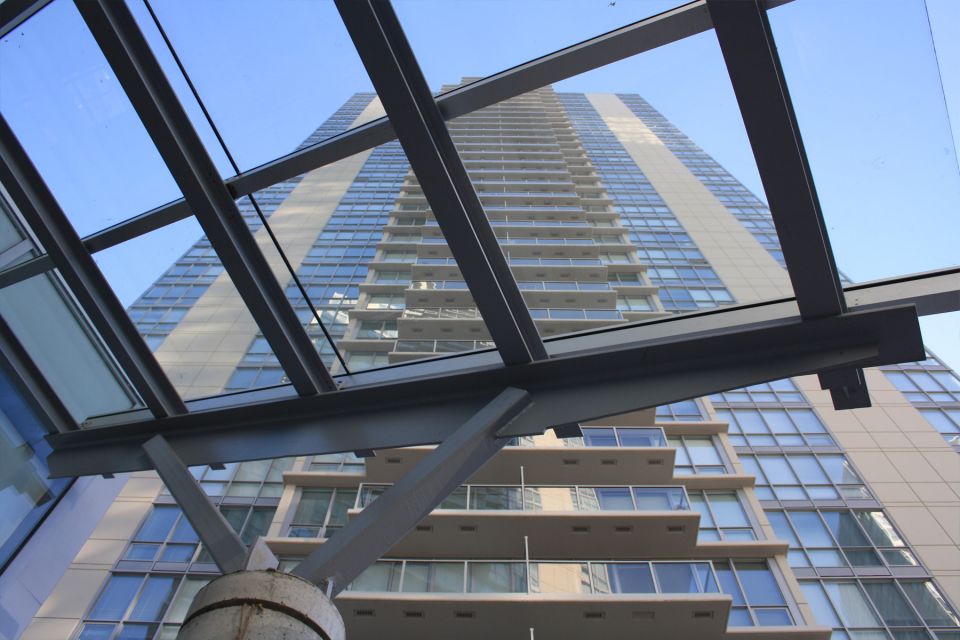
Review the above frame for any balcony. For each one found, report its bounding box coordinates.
[338,560,734,640]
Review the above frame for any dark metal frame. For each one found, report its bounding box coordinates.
[0,0,955,592]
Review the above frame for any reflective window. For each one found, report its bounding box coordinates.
[668,435,727,475]
[802,579,960,637]
[741,453,870,502]
[288,488,358,539]
[689,491,755,542]
[715,408,834,448]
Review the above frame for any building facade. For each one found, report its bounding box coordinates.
[17,87,960,640]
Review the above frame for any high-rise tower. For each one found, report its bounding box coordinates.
[17,86,960,640]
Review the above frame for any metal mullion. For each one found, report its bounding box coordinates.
[335,0,545,365]
[0,116,186,419]
[75,0,335,396]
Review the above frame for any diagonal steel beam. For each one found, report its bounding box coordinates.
[707,0,868,408]
[74,0,335,395]
[0,114,186,418]
[142,435,248,574]
[336,0,546,365]
[291,387,531,592]
[46,303,924,478]
[0,0,725,292]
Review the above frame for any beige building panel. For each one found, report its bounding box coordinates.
[588,93,790,305]
[19,618,82,640]
[33,568,110,620]
[87,500,152,542]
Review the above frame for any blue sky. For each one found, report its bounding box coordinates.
[0,0,956,368]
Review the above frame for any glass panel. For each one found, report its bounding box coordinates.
[295,490,333,525]
[708,493,749,527]
[0,1,181,237]
[687,438,723,465]
[164,578,209,624]
[143,0,377,172]
[758,456,798,485]
[788,455,829,485]
[239,509,272,545]
[755,609,793,626]
[531,563,591,594]
[402,562,464,593]
[789,512,835,547]
[468,562,526,593]
[821,511,872,548]
[116,625,158,640]
[819,455,862,485]
[582,428,617,447]
[351,561,401,592]
[856,511,906,548]
[769,0,960,280]
[716,564,745,606]
[134,507,180,542]
[633,487,687,511]
[470,487,523,510]
[900,582,960,627]
[125,544,159,561]
[89,575,143,620]
[862,582,921,627]
[77,626,116,640]
[129,576,177,621]
[327,490,356,527]
[735,561,786,606]
[801,582,842,628]
[394,0,683,90]
[159,544,195,563]
[595,487,634,511]
[822,582,882,627]
[654,563,700,594]
[608,563,655,594]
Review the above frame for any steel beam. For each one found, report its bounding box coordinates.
[75,0,335,395]
[707,0,869,407]
[0,0,720,291]
[291,387,531,592]
[142,435,248,574]
[46,303,924,478]
[336,0,545,364]
[0,314,76,433]
[0,115,186,418]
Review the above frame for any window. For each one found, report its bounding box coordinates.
[288,488,358,538]
[714,560,792,627]
[308,452,364,473]
[160,459,293,500]
[78,574,211,639]
[709,379,806,405]
[668,435,727,475]
[715,408,835,448]
[689,491,755,541]
[769,509,919,570]
[919,408,960,447]
[802,579,960,638]
[741,453,870,502]
[655,399,704,422]
[885,369,960,403]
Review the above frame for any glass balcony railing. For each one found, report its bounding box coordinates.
[347,560,721,596]
[508,427,667,448]
[394,339,495,353]
[401,307,622,321]
[408,280,613,292]
[355,483,690,512]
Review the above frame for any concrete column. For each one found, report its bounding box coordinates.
[177,570,345,640]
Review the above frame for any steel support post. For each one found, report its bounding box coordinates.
[707,0,867,407]
[75,0,336,395]
[142,435,250,574]
[0,115,186,418]
[291,387,531,593]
